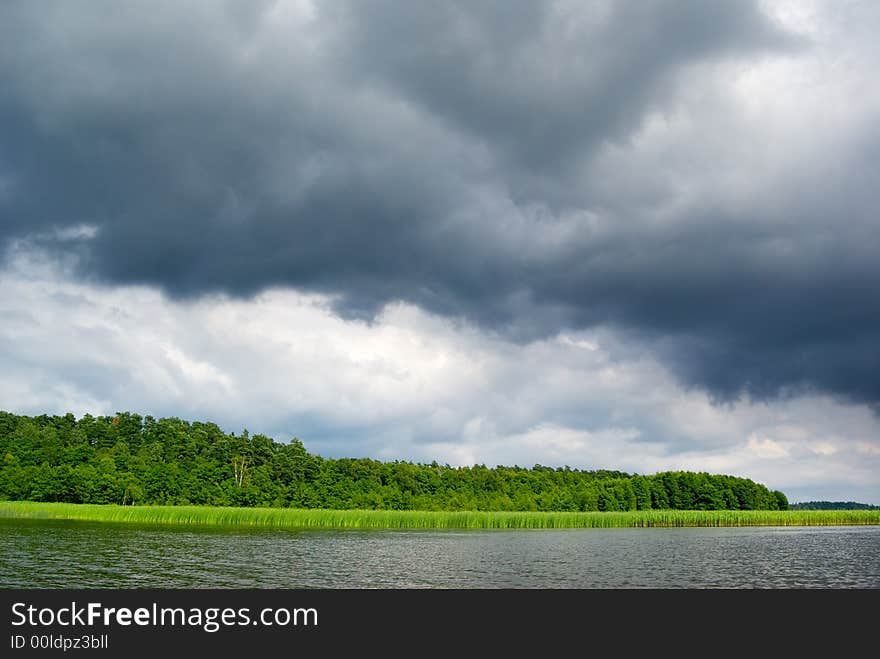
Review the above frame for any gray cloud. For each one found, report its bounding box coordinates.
[2,0,878,408]
[327,0,790,178]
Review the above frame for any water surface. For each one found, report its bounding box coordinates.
[1,519,877,588]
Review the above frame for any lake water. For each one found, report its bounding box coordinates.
[1,519,877,588]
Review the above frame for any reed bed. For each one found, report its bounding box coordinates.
[1,501,877,530]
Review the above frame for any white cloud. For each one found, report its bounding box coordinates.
[746,434,791,459]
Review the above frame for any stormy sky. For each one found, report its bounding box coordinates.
[1,0,878,503]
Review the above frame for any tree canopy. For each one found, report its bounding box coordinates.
[0,411,788,511]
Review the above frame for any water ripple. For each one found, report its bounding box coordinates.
[1,521,877,588]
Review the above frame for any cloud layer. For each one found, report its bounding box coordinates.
[2,1,878,407]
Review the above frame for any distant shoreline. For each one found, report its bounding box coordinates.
[791,501,880,510]
[1,502,878,530]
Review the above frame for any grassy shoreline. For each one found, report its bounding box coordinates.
[1,501,878,529]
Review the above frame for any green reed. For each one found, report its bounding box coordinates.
[0,501,877,529]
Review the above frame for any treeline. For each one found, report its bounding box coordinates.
[790,501,879,510]
[0,412,788,511]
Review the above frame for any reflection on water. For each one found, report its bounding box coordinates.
[0,519,877,588]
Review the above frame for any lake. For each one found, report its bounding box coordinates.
[1,519,877,588]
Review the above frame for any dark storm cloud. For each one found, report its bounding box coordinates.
[2,1,878,407]
[326,0,786,178]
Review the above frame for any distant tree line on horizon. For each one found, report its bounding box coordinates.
[0,411,789,511]
[790,501,878,510]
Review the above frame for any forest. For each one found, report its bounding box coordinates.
[790,501,879,510]
[0,411,789,511]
